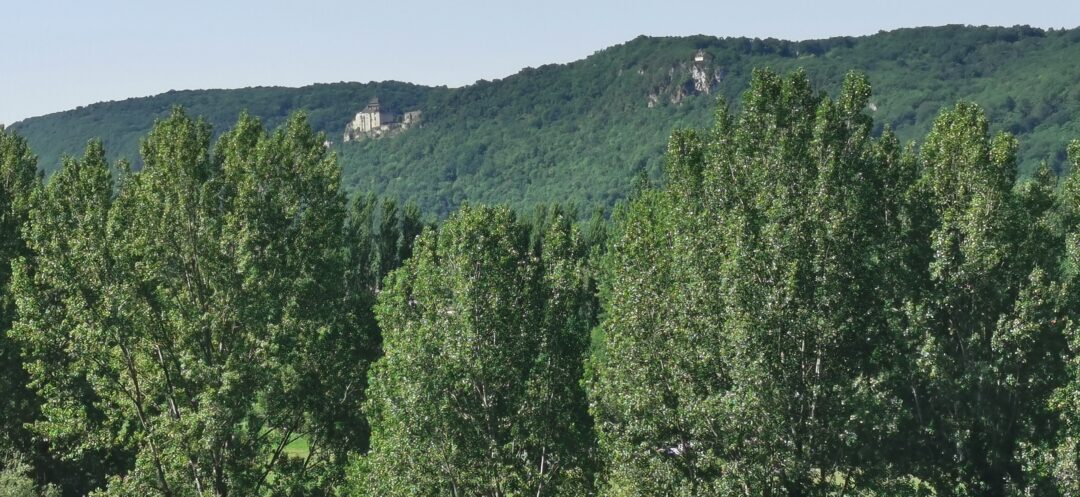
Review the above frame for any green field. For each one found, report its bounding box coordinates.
[282,436,310,459]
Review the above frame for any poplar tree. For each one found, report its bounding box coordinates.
[396,201,424,266]
[0,126,38,454]
[901,103,1067,496]
[590,70,913,495]
[357,205,595,496]
[12,109,369,496]
[1043,140,1080,496]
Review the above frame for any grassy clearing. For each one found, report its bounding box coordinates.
[282,435,310,459]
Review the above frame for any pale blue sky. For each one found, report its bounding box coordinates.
[4,0,1079,125]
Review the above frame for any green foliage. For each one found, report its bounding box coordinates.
[13,26,1080,217]
[1037,142,1080,495]
[356,205,596,496]
[590,69,1078,496]
[11,109,374,496]
[0,128,116,497]
[9,37,1080,496]
[590,69,911,496]
[12,82,440,179]
[0,451,59,497]
[894,102,1069,496]
[0,125,39,454]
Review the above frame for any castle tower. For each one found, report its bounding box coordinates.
[344,96,412,142]
[362,97,382,130]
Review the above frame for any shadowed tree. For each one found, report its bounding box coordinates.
[1040,140,1080,496]
[899,103,1067,496]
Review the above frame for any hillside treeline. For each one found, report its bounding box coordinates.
[3,69,1080,496]
[13,26,1080,217]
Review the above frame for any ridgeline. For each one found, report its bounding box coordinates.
[12,25,1080,216]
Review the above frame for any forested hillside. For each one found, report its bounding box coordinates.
[12,25,1080,215]
[6,62,1080,495]
[9,81,444,178]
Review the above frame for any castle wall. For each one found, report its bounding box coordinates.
[344,103,421,142]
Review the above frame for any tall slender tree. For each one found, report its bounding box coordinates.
[900,103,1067,496]
[12,109,370,496]
[1043,140,1080,496]
[0,126,43,482]
[357,205,595,496]
[590,70,916,495]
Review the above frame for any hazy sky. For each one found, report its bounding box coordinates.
[4,0,1079,125]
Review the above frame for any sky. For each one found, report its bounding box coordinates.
[3,0,1080,125]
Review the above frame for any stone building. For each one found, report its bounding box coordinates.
[343,97,422,142]
[347,98,395,134]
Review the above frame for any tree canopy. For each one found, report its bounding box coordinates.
[6,64,1080,496]
[356,205,596,496]
[14,26,1080,217]
[590,69,1079,496]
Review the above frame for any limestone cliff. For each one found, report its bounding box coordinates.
[645,50,724,107]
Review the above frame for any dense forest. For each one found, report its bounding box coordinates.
[11,25,1080,216]
[4,65,1080,495]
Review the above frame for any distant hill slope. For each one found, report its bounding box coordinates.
[13,25,1080,216]
[11,81,445,176]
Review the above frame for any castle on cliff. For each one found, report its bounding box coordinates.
[343,98,422,142]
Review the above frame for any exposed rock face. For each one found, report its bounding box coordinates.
[690,64,713,94]
[640,50,724,107]
[670,81,691,105]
